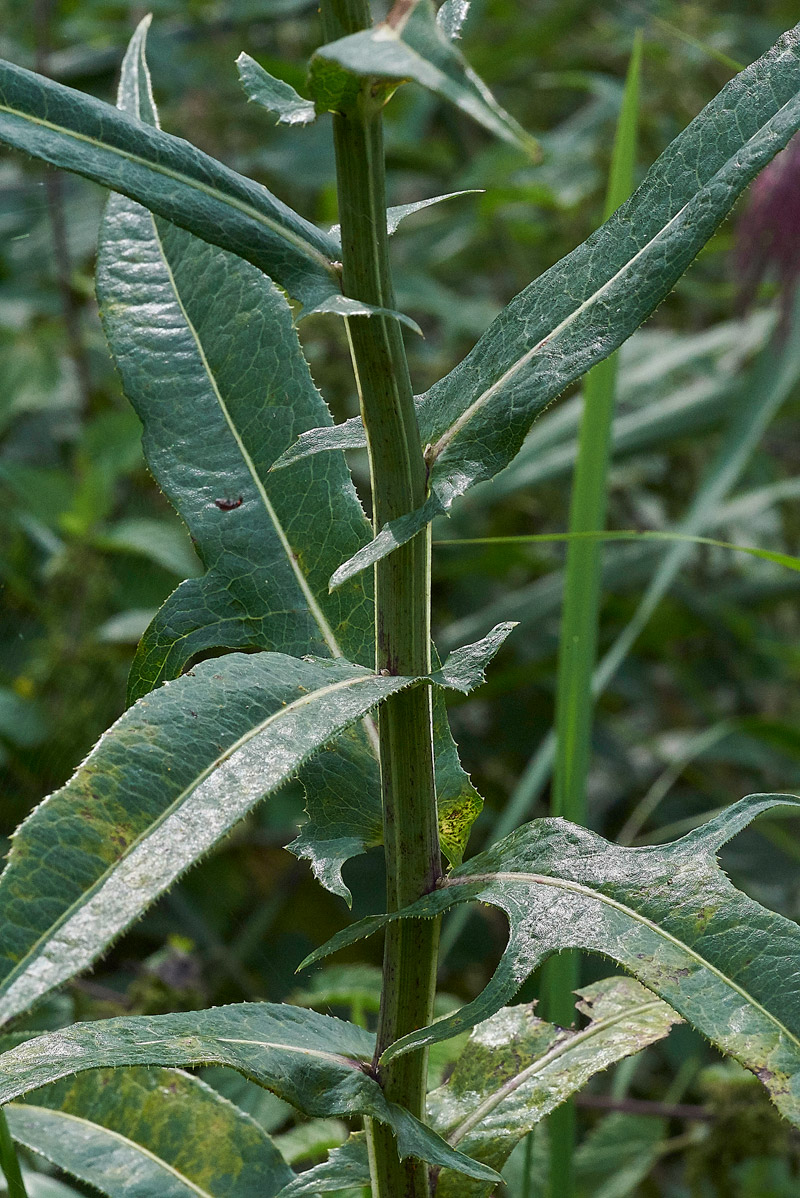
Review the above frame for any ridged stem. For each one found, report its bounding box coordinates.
[319,3,441,1196]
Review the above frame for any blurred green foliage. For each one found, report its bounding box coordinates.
[2,1,800,1193]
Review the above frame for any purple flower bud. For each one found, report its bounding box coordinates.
[736,131,800,328]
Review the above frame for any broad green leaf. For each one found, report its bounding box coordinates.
[310,0,537,155]
[237,53,316,125]
[276,1133,369,1195]
[324,23,800,586]
[0,1005,500,1185]
[301,793,800,1122]
[272,976,677,1198]
[102,17,373,698]
[0,34,340,311]
[428,977,679,1198]
[232,312,773,478]
[0,653,407,1026]
[6,1067,292,1198]
[105,20,482,899]
[0,627,509,1024]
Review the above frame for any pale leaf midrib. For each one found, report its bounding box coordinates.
[449,871,800,1053]
[446,998,663,1148]
[147,211,345,662]
[0,95,336,276]
[428,91,800,465]
[0,670,395,1009]
[8,1103,215,1198]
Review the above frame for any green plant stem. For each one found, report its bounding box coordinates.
[0,1109,28,1198]
[540,32,641,1198]
[319,3,441,1196]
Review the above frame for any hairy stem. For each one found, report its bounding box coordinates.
[319,2,441,1195]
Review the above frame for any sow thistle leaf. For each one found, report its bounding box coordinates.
[310,0,537,156]
[0,1005,500,1185]
[105,20,374,700]
[0,41,340,311]
[428,977,680,1198]
[6,1067,292,1198]
[273,977,678,1198]
[301,794,800,1123]
[237,52,316,125]
[324,22,800,585]
[0,628,510,1025]
[101,19,478,902]
[275,1133,369,1195]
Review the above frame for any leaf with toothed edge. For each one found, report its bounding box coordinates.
[299,793,800,1125]
[100,19,480,905]
[310,0,538,156]
[270,976,679,1198]
[427,977,680,1198]
[0,35,339,311]
[237,52,316,125]
[318,23,800,587]
[6,1066,293,1198]
[0,627,511,1025]
[0,1004,500,1185]
[327,189,484,246]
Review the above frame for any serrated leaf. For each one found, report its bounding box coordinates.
[0,651,413,1026]
[276,1133,369,1195]
[326,24,800,584]
[0,33,340,311]
[0,1005,500,1185]
[6,1067,292,1198]
[327,190,483,244]
[310,0,537,155]
[237,52,316,125]
[0,628,506,1023]
[271,977,676,1198]
[102,18,374,699]
[430,620,515,692]
[104,21,480,902]
[300,793,800,1123]
[428,977,679,1198]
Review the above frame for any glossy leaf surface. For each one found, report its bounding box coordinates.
[326,23,800,584]
[103,18,373,700]
[0,650,414,1026]
[0,621,509,1024]
[429,977,679,1197]
[302,793,800,1123]
[310,0,537,154]
[7,1067,292,1198]
[280,977,678,1197]
[0,39,340,310]
[104,21,482,899]
[0,1005,499,1185]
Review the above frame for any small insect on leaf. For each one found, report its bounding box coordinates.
[214,496,244,511]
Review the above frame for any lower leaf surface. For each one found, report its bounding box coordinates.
[7,1066,292,1198]
[0,1004,498,1185]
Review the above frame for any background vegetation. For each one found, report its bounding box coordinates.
[2,1,800,1192]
